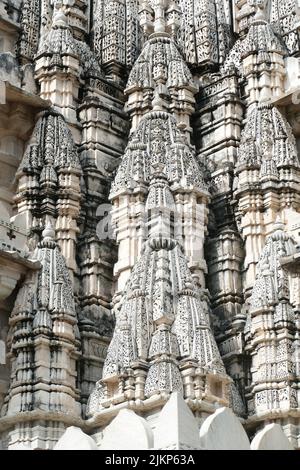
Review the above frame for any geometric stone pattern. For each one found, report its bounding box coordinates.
[0,0,300,451]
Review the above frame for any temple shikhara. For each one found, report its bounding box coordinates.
[0,0,300,450]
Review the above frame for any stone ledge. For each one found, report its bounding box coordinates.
[0,14,20,33]
[0,81,51,109]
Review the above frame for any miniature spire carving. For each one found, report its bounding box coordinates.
[2,222,81,418]
[242,2,287,104]
[234,99,300,295]
[233,4,297,285]
[125,4,198,133]
[223,1,286,97]
[15,109,82,273]
[35,3,104,122]
[245,221,300,416]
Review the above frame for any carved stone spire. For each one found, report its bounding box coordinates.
[15,109,82,272]
[236,103,299,171]
[35,4,104,122]
[87,169,230,417]
[241,3,287,105]
[245,220,300,418]
[125,30,198,133]
[110,109,209,292]
[234,99,300,295]
[111,111,206,198]
[3,221,81,424]
[37,3,77,59]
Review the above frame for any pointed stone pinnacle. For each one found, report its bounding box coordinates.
[273,215,285,232]
[52,4,69,29]
[252,1,267,23]
[54,426,98,450]
[152,89,164,111]
[200,407,250,450]
[42,221,55,240]
[101,409,154,450]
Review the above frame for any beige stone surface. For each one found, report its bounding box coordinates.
[100,409,154,450]
[251,424,294,450]
[54,427,98,451]
[200,407,250,450]
[154,393,201,450]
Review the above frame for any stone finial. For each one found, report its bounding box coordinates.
[252,1,267,23]
[272,215,285,233]
[42,221,55,240]
[52,3,69,29]
[152,0,166,33]
[152,88,165,111]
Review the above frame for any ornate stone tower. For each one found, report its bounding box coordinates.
[1,0,300,450]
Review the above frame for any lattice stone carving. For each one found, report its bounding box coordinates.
[93,0,142,79]
[178,0,232,67]
[111,110,206,197]
[236,103,299,171]
[17,0,41,63]
[269,0,300,55]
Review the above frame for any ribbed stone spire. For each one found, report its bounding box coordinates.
[245,218,300,417]
[4,219,80,418]
[110,111,207,198]
[87,167,229,415]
